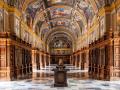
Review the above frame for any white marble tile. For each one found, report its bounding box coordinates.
[0,65,120,90]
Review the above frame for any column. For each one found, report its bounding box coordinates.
[81,53,84,70]
[46,55,50,66]
[72,55,74,66]
[75,54,78,68]
[42,53,45,68]
[79,53,81,69]
[48,55,51,66]
[85,50,89,69]
[111,37,120,78]
[0,39,11,80]
[32,49,37,71]
[71,55,74,65]
[77,54,80,68]
[104,8,113,80]
[44,54,47,68]
[108,41,114,80]
[73,55,75,66]
[111,7,120,80]
[6,43,11,80]
[39,52,43,69]
[70,56,72,65]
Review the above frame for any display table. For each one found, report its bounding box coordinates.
[52,65,69,87]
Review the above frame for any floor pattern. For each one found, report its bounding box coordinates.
[0,65,120,90]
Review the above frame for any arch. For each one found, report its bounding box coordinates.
[48,34,73,49]
[46,31,75,51]
[33,5,87,29]
[44,26,78,42]
[38,17,82,39]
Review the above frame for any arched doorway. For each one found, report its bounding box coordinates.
[49,36,73,64]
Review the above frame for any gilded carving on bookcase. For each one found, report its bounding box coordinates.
[114,44,120,70]
[0,46,6,69]
[114,46,120,54]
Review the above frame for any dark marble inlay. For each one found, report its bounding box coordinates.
[0,65,120,90]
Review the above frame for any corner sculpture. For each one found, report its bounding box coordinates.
[52,59,69,87]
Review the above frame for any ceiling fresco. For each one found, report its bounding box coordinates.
[50,7,72,18]
[4,0,115,46]
[26,0,45,19]
[52,19,70,27]
[48,33,73,48]
[50,39,71,48]
[47,0,74,6]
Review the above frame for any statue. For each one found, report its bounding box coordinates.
[58,59,63,66]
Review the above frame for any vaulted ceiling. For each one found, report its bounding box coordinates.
[4,0,115,51]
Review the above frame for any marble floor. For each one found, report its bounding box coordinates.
[0,65,120,90]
